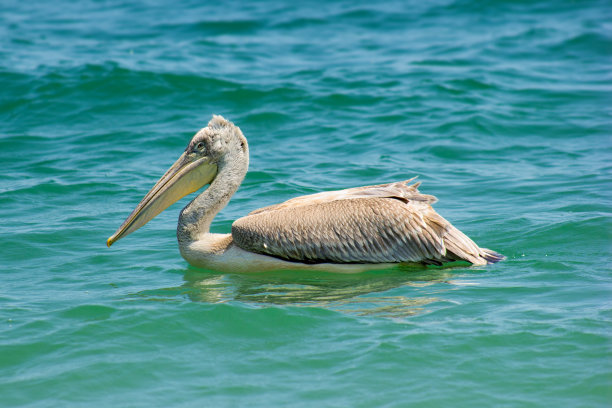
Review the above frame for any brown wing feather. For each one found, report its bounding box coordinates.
[232,180,502,265]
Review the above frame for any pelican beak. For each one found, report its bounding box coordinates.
[107,152,218,247]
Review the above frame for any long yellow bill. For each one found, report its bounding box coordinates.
[107,152,218,247]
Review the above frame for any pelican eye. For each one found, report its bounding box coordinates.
[195,142,205,151]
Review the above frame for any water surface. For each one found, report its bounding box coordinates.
[1,0,611,406]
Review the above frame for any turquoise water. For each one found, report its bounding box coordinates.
[2,0,611,406]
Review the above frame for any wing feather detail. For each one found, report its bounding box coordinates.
[231,180,503,265]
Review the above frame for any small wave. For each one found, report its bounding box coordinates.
[313,93,384,109]
[156,19,264,35]
[549,32,612,57]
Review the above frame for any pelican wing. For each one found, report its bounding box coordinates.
[232,180,497,265]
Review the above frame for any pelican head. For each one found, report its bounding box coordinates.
[107,115,247,247]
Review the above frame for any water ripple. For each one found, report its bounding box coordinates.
[1,0,610,406]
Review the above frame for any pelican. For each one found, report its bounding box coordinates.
[107,115,503,273]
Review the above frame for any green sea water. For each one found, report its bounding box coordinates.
[1,0,611,406]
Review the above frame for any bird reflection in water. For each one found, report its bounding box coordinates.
[132,265,472,318]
